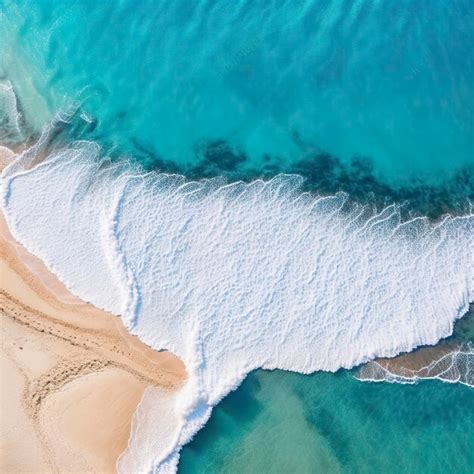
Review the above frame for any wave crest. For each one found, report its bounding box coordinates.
[1,119,473,472]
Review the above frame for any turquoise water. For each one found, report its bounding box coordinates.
[180,371,474,474]
[1,1,473,472]
[180,311,474,473]
[2,0,473,187]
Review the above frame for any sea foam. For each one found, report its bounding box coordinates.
[1,117,473,472]
[356,342,473,387]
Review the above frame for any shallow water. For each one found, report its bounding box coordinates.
[180,370,474,474]
[1,1,473,473]
[180,312,474,473]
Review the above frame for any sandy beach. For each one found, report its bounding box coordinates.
[0,199,186,473]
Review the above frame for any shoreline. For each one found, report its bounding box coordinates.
[0,200,186,472]
[1,140,471,472]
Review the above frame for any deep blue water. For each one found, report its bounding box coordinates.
[1,0,473,472]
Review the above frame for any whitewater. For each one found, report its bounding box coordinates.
[1,114,473,473]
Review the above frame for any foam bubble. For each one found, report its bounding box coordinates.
[1,124,472,472]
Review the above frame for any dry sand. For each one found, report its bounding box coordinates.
[0,209,186,473]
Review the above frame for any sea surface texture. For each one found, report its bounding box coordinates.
[1,0,473,473]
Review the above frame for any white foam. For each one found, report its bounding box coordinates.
[118,387,183,473]
[1,125,473,472]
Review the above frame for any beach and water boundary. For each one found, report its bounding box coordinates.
[1,99,472,470]
[2,0,473,471]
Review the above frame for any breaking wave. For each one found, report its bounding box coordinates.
[1,114,473,472]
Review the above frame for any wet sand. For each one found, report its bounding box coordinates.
[0,208,186,473]
[357,327,472,385]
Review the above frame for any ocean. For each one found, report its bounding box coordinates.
[1,0,473,472]
[180,310,474,473]
[180,369,474,474]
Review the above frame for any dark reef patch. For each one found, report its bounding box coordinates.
[146,137,474,219]
[287,153,474,218]
[3,102,473,220]
[191,140,247,178]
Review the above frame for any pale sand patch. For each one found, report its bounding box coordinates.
[0,146,15,170]
[0,204,186,473]
[1,348,50,473]
[42,369,148,473]
[371,344,454,373]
